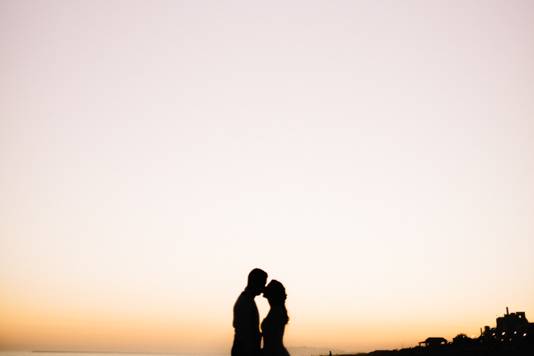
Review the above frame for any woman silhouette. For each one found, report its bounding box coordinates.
[261,280,290,356]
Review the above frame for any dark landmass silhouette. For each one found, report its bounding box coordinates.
[332,308,534,356]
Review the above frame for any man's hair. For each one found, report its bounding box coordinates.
[247,268,267,286]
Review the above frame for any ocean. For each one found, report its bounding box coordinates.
[0,352,228,356]
[0,353,228,356]
[0,349,334,356]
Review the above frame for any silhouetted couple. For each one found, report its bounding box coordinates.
[232,268,289,356]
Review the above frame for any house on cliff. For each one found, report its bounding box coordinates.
[481,307,534,343]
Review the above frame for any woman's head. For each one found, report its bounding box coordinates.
[263,280,287,305]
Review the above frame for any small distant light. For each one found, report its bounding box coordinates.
[514,331,517,334]
[524,333,528,337]
[502,332,506,335]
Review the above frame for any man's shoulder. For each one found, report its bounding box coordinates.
[234,290,254,308]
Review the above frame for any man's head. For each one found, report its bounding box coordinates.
[246,268,268,296]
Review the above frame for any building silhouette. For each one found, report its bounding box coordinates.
[481,307,534,344]
[418,337,448,347]
[336,307,534,356]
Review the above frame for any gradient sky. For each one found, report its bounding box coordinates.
[1,0,534,353]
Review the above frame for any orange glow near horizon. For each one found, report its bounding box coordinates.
[2,278,533,352]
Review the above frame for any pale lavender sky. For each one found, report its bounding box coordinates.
[1,0,534,353]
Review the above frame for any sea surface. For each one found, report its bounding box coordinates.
[0,349,333,356]
[0,352,228,356]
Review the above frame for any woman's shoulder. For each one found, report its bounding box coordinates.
[272,306,289,323]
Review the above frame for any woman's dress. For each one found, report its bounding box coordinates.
[261,306,290,356]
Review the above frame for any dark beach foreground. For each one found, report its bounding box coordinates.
[342,339,534,356]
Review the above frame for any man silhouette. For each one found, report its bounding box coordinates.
[232,268,268,356]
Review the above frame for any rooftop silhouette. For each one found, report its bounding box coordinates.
[333,307,534,356]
